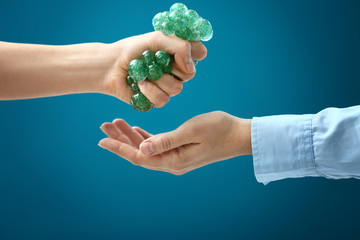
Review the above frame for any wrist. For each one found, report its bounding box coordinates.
[232,117,252,157]
[64,42,119,95]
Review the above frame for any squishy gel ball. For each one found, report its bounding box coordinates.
[127,49,175,112]
[126,75,135,86]
[141,50,155,65]
[161,21,176,35]
[128,59,148,82]
[155,50,171,66]
[170,3,188,13]
[195,18,213,41]
[148,63,163,81]
[185,9,199,23]
[152,3,213,42]
[162,63,173,74]
[130,82,140,93]
[130,93,154,112]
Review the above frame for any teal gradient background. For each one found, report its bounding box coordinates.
[1,0,360,239]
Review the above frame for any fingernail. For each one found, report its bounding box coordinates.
[140,142,153,155]
[186,61,195,73]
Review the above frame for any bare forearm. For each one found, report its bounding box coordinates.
[0,42,115,100]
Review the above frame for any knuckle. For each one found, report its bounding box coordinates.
[177,41,191,55]
[160,136,173,152]
[182,71,196,82]
[149,32,163,51]
[150,31,163,46]
[169,82,183,96]
[154,93,170,107]
[181,41,191,51]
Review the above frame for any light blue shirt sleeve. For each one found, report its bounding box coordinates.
[251,105,360,184]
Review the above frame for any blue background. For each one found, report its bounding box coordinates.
[1,0,360,239]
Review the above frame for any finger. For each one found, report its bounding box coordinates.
[98,138,165,168]
[139,127,194,155]
[133,126,153,139]
[138,80,170,108]
[99,138,139,164]
[152,74,183,97]
[190,41,207,61]
[149,31,195,74]
[100,122,133,145]
[171,64,195,82]
[112,119,144,148]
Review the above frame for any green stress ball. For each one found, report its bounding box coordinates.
[127,49,174,112]
[170,3,188,13]
[130,93,154,112]
[155,50,171,66]
[128,59,148,82]
[152,3,213,42]
[148,63,163,81]
[141,50,155,65]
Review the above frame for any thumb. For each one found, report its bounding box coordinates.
[139,127,191,155]
[150,32,195,74]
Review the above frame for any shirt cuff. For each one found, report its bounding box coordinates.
[251,114,319,184]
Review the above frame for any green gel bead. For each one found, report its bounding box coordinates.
[161,11,170,22]
[128,59,148,82]
[130,93,153,112]
[142,50,155,66]
[170,3,188,13]
[152,12,162,27]
[188,30,201,41]
[161,21,176,35]
[193,60,199,66]
[154,21,163,31]
[195,18,213,40]
[148,63,163,81]
[175,27,192,40]
[130,82,140,93]
[162,63,173,74]
[185,9,199,23]
[201,30,213,41]
[126,75,135,86]
[155,50,171,66]
[169,10,185,24]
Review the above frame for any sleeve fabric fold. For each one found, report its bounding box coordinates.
[251,106,360,184]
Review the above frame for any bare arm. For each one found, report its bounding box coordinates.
[0,42,111,99]
[0,32,207,106]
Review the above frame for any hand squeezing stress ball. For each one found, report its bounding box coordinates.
[0,24,207,108]
[127,2,213,111]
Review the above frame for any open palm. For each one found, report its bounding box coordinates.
[99,119,197,175]
[99,112,252,175]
